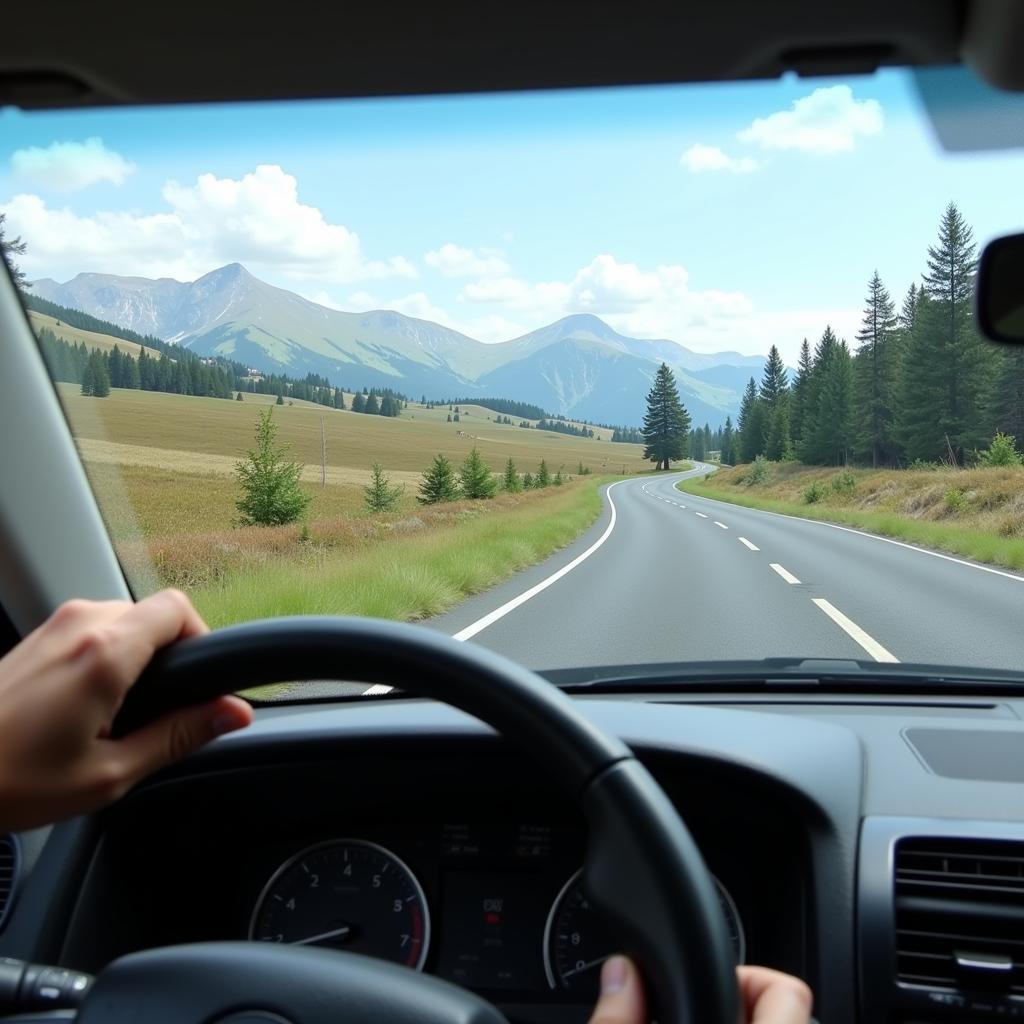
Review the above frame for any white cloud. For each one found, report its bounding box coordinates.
[680,144,759,174]
[737,85,883,154]
[424,243,509,278]
[161,165,416,282]
[11,137,136,193]
[2,163,416,285]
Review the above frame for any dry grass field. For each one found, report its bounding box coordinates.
[683,461,1024,570]
[57,384,647,480]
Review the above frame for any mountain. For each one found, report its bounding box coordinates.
[31,266,767,427]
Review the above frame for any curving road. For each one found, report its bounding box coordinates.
[426,464,1024,673]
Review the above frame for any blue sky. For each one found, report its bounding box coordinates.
[3,68,1023,364]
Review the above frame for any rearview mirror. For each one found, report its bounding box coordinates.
[977,232,1024,343]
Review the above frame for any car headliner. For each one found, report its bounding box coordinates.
[1,0,1023,111]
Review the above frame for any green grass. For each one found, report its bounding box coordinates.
[678,475,1024,572]
[190,477,609,627]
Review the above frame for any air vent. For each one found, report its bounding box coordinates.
[895,837,1024,994]
[0,835,17,930]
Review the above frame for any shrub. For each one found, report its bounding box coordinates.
[944,488,967,514]
[831,470,857,496]
[907,458,939,471]
[743,455,771,486]
[803,480,827,504]
[977,432,1023,467]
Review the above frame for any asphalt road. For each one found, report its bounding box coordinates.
[425,464,1024,673]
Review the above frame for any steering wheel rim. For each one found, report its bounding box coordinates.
[99,616,740,1024]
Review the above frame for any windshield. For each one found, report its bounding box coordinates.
[4,69,1024,684]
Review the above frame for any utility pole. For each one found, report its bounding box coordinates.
[320,417,327,488]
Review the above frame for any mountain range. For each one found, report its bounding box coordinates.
[31,264,767,427]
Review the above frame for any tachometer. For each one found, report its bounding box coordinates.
[543,868,744,997]
[249,839,430,970]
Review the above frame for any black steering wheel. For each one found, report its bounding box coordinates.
[89,617,739,1024]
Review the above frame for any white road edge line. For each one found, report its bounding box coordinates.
[738,537,759,551]
[714,521,728,530]
[768,563,801,585]
[812,598,900,663]
[695,512,709,519]
[678,484,1024,584]
[362,683,394,695]
[452,479,628,642]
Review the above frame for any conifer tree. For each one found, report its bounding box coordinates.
[364,462,404,513]
[235,408,311,525]
[641,363,691,470]
[352,392,366,414]
[790,339,812,451]
[853,270,899,466]
[417,454,460,505]
[458,448,496,499]
[990,346,1024,450]
[502,457,521,492]
[737,377,765,462]
[898,204,994,463]
[536,459,551,487]
[364,393,380,415]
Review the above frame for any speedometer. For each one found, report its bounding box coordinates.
[543,868,745,997]
[249,839,430,970]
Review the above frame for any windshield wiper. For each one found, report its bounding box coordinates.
[540,658,1024,695]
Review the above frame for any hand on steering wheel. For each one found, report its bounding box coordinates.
[586,957,812,1024]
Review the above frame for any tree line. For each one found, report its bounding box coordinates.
[733,202,1023,468]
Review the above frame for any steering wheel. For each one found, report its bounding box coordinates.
[87,617,740,1024]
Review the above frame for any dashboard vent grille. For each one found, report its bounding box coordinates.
[895,837,1024,993]
[0,835,16,930]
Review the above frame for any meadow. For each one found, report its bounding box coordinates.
[56,382,646,625]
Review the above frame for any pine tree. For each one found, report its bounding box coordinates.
[536,459,551,487]
[502,457,521,492]
[721,416,736,465]
[990,346,1024,450]
[641,363,692,470]
[364,462,404,513]
[853,271,899,466]
[418,454,460,504]
[275,392,284,406]
[759,346,788,407]
[737,377,765,462]
[799,327,850,464]
[0,213,29,290]
[236,391,244,401]
[458,448,496,499]
[80,356,95,396]
[522,471,534,489]
[789,340,812,450]
[235,408,312,525]
[899,204,995,463]
[88,349,111,397]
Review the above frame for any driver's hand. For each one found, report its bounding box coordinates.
[0,590,252,832]
[587,956,812,1024]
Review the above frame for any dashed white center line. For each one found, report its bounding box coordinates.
[363,683,394,695]
[695,512,709,519]
[812,598,899,663]
[714,521,728,530]
[738,537,759,551]
[769,563,801,585]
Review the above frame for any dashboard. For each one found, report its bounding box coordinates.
[3,692,1024,1024]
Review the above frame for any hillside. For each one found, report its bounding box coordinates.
[33,266,767,427]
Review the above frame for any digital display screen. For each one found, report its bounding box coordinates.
[435,871,548,991]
